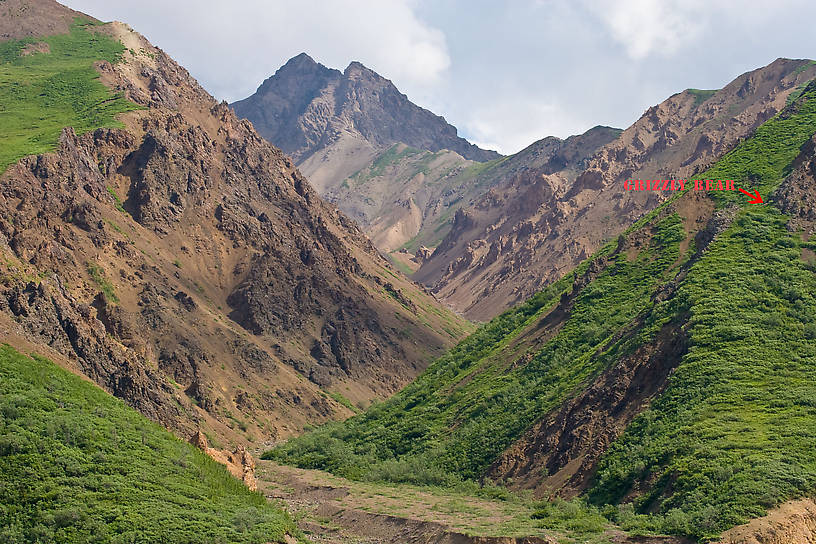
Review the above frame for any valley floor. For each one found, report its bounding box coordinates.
[254,457,687,544]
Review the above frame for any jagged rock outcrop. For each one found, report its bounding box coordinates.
[0,275,185,428]
[189,431,257,491]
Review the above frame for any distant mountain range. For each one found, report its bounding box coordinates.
[236,54,816,320]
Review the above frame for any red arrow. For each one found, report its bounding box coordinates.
[738,188,763,204]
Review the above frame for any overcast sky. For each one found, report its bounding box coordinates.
[66,0,816,155]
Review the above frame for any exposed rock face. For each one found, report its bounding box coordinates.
[232,56,623,258]
[189,431,257,491]
[773,133,816,238]
[415,58,816,320]
[0,10,468,447]
[231,53,499,194]
[0,275,184,428]
[718,499,816,544]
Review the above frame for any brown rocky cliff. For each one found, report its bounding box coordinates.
[0,9,467,447]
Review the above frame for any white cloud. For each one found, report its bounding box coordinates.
[464,98,591,155]
[65,0,450,102]
[582,0,709,59]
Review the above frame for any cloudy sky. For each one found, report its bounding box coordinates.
[66,0,816,154]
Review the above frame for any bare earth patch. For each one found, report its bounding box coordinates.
[718,498,816,544]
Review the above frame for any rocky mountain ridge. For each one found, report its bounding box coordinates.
[232,53,499,193]
[0,2,470,449]
[415,58,816,319]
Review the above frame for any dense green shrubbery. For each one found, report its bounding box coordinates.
[0,345,301,543]
[589,82,816,540]
[0,18,140,173]
[590,206,816,540]
[532,499,608,538]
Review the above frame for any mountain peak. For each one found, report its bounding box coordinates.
[285,52,317,68]
[344,60,378,77]
[273,52,337,78]
[246,53,342,123]
[232,57,500,169]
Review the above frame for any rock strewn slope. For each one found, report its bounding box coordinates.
[324,126,622,257]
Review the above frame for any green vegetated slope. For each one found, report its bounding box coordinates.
[270,80,816,541]
[0,344,301,543]
[589,89,816,537]
[0,18,140,174]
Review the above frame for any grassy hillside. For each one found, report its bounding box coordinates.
[588,81,816,540]
[0,18,139,174]
[590,205,816,540]
[0,344,301,543]
[268,81,816,541]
